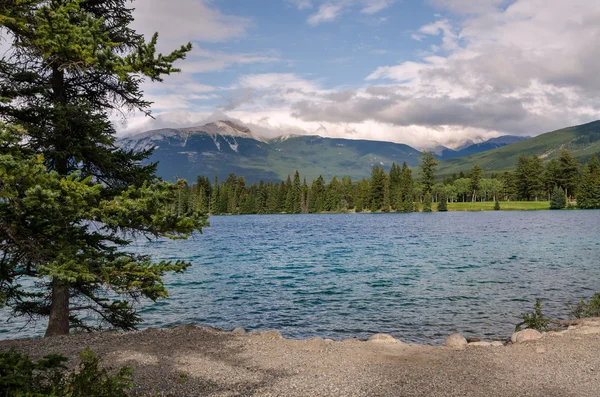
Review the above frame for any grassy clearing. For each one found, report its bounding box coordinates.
[447,201,550,211]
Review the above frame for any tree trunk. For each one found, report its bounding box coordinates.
[45,280,70,337]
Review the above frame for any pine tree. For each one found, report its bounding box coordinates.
[309,176,325,213]
[419,151,438,195]
[469,164,483,202]
[398,162,414,212]
[557,149,580,202]
[292,170,302,213]
[578,155,600,209]
[494,200,501,210]
[369,166,386,211]
[550,185,566,209]
[0,1,206,336]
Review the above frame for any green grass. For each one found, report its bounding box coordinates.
[447,201,550,211]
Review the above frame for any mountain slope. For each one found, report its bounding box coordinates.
[119,121,423,182]
[438,135,528,160]
[437,120,600,176]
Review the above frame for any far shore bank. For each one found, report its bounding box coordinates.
[209,200,586,215]
[2,321,600,396]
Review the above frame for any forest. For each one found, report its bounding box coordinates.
[173,150,600,215]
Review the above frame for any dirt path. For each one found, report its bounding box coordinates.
[2,325,600,396]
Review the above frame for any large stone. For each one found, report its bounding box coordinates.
[467,337,481,343]
[232,327,246,335]
[368,334,401,344]
[511,329,542,344]
[490,341,504,347]
[445,333,468,349]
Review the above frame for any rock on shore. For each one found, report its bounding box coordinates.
[1,323,600,396]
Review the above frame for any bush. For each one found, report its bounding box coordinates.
[550,185,566,209]
[437,197,448,212]
[0,348,133,397]
[515,299,549,332]
[494,201,500,210]
[571,293,600,319]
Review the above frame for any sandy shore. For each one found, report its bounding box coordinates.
[2,323,600,396]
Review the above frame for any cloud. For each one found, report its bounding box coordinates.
[361,0,396,14]
[181,48,281,73]
[308,3,345,24]
[305,0,394,24]
[123,0,600,150]
[412,19,459,51]
[132,0,252,44]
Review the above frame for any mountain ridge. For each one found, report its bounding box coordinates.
[119,120,600,182]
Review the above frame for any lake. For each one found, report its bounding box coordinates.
[2,211,600,344]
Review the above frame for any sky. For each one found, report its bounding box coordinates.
[50,1,600,148]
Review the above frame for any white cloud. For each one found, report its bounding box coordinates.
[361,0,396,14]
[308,3,345,25]
[123,0,600,150]
[305,0,394,24]
[181,47,281,74]
[132,0,252,44]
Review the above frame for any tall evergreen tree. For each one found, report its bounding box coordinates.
[419,151,438,194]
[0,0,206,336]
[369,165,386,211]
[557,149,580,201]
[469,164,483,202]
[578,155,600,209]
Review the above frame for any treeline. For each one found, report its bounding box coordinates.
[172,150,600,215]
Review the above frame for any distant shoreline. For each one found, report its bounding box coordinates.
[208,200,570,215]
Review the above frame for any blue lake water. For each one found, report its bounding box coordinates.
[2,211,600,344]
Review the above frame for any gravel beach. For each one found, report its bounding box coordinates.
[2,323,600,396]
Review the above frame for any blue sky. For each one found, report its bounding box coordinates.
[123,0,600,149]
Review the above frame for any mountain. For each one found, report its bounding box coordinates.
[438,135,529,160]
[119,121,423,182]
[437,120,600,177]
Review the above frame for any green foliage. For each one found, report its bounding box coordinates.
[436,120,600,178]
[494,200,500,210]
[419,151,438,194]
[437,197,448,212]
[578,155,600,209]
[550,185,566,209]
[515,299,549,332]
[0,0,207,336]
[0,348,132,397]
[469,164,483,202]
[422,193,432,212]
[571,293,600,319]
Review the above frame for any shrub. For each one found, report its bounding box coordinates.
[550,185,566,209]
[437,197,448,212]
[515,299,549,332]
[0,348,133,397]
[571,293,600,319]
[494,201,500,210]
